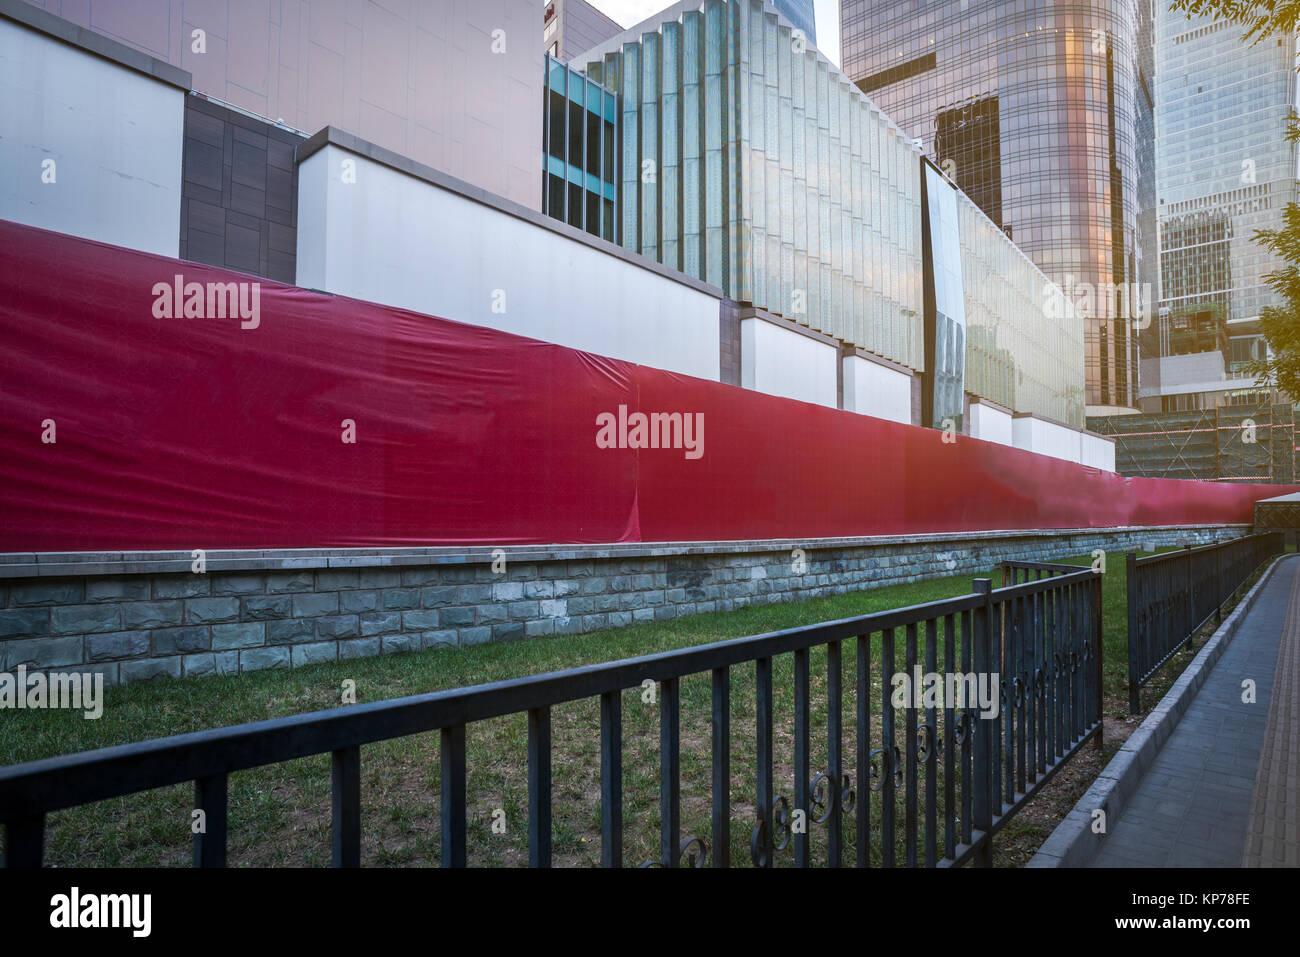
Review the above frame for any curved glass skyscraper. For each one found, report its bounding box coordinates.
[841,0,1156,413]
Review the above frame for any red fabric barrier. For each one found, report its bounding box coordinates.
[0,220,1289,551]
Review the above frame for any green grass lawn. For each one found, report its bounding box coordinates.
[0,545,1266,868]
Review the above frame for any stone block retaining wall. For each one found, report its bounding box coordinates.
[0,526,1248,686]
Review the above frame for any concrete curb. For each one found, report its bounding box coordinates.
[1027,552,1296,868]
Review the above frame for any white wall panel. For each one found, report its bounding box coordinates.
[0,17,184,256]
[1081,432,1117,472]
[1013,416,1083,464]
[740,317,838,408]
[296,145,721,380]
[842,355,912,424]
[969,401,1014,447]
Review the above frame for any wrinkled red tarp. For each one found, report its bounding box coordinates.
[0,219,1290,551]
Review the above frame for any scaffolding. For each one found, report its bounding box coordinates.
[1087,403,1296,484]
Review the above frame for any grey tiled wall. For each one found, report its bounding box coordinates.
[720,300,741,386]
[179,94,299,283]
[0,526,1249,687]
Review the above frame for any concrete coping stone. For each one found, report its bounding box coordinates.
[0,526,1251,579]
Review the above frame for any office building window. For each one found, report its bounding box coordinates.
[541,55,619,242]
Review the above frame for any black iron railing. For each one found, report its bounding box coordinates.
[1,569,1104,869]
[1126,533,1284,713]
[1001,560,1082,585]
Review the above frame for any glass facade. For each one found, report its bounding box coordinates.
[1155,12,1300,381]
[586,0,927,373]
[960,192,1087,427]
[542,55,619,242]
[841,0,1156,412]
[934,94,1002,227]
[582,0,1084,426]
[923,161,967,430]
[772,0,817,45]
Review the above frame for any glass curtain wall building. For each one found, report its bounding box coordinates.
[772,0,817,44]
[578,0,1085,426]
[961,193,1087,421]
[841,0,1156,414]
[1154,12,1300,392]
[542,55,620,242]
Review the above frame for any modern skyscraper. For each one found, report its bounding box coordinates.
[841,0,1157,414]
[1148,11,1300,411]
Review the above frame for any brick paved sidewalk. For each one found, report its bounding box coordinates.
[1090,556,1299,868]
[1243,558,1300,866]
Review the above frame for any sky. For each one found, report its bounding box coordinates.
[586,0,842,67]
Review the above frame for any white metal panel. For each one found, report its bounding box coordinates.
[969,401,1013,447]
[1013,416,1083,464]
[0,17,184,256]
[740,317,838,408]
[296,145,721,381]
[842,355,911,424]
[1081,432,1117,472]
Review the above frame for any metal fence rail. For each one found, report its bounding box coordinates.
[1126,533,1285,713]
[1,569,1104,869]
[1001,560,1082,585]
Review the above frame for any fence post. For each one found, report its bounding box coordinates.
[972,578,993,867]
[1093,569,1104,749]
[1126,552,1140,715]
[1215,542,1222,626]
[3,815,44,868]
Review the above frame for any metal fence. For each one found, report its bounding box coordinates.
[1001,560,1084,585]
[1126,533,1285,712]
[1,568,1104,869]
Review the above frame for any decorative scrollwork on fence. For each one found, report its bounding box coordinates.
[953,709,974,744]
[639,835,710,868]
[868,748,886,792]
[840,773,856,814]
[809,772,834,824]
[771,795,792,850]
[807,770,857,824]
[678,835,708,868]
[916,722,941,763]
[749,795,792,867]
